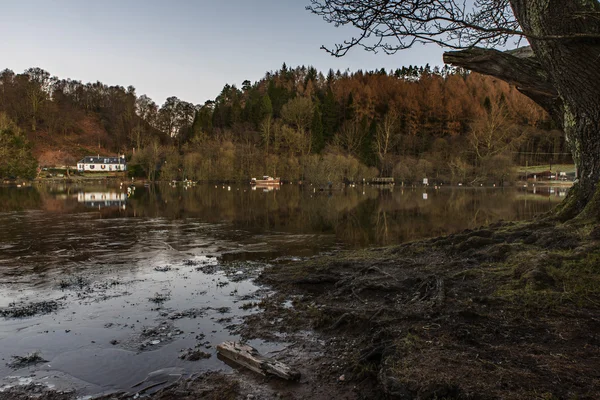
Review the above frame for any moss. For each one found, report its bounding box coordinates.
[399,332,424,350]
[553,181,582,221]
[576,182,600,222]
[495,248,600,309]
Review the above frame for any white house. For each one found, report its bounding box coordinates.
[77,156,127,172]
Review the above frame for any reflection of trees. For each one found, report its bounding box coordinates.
[0,187,42,211]
[0,184,562,248]
[125,185,560,247]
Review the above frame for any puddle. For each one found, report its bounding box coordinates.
[0,217,285,397]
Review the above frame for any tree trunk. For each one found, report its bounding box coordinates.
[446,0,600,221]
[511,0,600,220]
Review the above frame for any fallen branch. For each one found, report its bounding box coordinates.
[216,341,301,381]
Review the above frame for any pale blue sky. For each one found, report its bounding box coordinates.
[0,0,443,105]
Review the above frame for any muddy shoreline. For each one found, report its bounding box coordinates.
[3,217,599,399]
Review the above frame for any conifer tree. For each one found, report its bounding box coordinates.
[260,94,273,120]
[321,87,338,142]
[360,118,377,167]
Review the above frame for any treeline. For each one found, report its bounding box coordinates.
[0,65,569,183]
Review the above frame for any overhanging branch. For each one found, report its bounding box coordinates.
[443,47,563,125]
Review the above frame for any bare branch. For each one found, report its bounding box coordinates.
[307,0,521,54]
[307,0,600,55]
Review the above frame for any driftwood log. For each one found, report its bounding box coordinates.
[216,341,300,381]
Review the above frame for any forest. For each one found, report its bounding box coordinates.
[0,64,569,184]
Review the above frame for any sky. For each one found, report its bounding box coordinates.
[0,0,444,105]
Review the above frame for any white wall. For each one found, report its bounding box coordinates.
[79,163,127,172]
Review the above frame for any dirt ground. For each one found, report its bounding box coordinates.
[238,218,600,399]
[3,218,600,399]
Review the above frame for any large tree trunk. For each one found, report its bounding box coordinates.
[513,0,600,220]
[446,0,600,221]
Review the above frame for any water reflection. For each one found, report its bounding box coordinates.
[251,185,280,192]
[77,191,127,210]
[0,183,565,249]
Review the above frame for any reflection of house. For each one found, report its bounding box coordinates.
[77,156,127,172]
[77,192,127,209]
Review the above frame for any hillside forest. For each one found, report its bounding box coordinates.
[0,64,570,184]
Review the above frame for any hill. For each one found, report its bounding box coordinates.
[0,65,571,183]
[28,115,113,167]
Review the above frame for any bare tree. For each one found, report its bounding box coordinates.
[469,98,522,163]
[335,118,366,157]
[260,115,273,158]
[281,97,314,154]
[24,68,54,131]
[375,107,399,175]
[308,0,600,220]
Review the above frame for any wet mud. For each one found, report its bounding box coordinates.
[240,220,600,399]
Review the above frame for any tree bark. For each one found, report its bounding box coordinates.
[446,0,600,221]
[512,0,600,220]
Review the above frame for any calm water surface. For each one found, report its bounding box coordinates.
[0,183,565,395]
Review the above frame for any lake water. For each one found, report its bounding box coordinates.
[0,183,565,396]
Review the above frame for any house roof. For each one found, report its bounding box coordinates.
[78,156,126,164]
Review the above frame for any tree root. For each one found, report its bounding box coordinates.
[292,275,339,285]
[360,265,399,281]
[329,312,355,330]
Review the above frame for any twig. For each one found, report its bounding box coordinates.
[352,288,367,304]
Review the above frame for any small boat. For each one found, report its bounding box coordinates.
[251,176,281,186]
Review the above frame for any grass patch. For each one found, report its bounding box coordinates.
[399,332,424,350]
[513,164,576,174]
[495,248,600,309]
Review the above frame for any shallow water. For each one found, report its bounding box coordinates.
[0,182,565,395]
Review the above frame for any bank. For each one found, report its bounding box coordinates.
[2,212,598,400]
